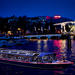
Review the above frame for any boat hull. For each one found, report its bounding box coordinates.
[0,59,73,70]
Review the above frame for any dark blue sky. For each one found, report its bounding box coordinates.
[0,0,75,19]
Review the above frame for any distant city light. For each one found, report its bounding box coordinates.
[46,16,51,19]
[48,26,50,30]
[34,27,36,31]
[44,28,47,30]
[54,15,61,19]
[70,26,75,32]
[41,27,43,32]
[8,31,12,35]
[38,28,40,30]
[17,28,21,31]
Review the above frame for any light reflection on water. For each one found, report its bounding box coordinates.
[71,40,75,57]
[36,40,67,60]
[36,39,75,75]
[1,39,75,75]
[29,39,75,75]
[37,40,48,52]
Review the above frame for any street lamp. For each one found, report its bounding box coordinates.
[8,31,12,35]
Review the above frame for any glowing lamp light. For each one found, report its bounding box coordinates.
[38,28,40,30]
[54,15,61,19]
[44,28,47,30]
[8,31,12,35]
[18,28,21,31]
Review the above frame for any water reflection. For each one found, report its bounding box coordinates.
[53,40,66,60]
[43,40,48,52]
[71,40,75,57]
[66,38,72,60]
[37,40,48,52]
[36,39,68,61]
[37,40,41,52]
[36,39,73,61]
[3,39,73,60]
[1,39,75,75]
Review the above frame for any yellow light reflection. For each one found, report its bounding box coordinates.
[37,40,41,52]
[37,40,41,44]
[43,40,47,51]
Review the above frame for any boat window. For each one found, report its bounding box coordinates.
[2,50,8,52]
[19,52,26,54]
[42,56,48,59]
[11,51,17,53]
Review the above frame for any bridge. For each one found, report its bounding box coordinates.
[24,34,61,39]
[24,21,75,39]
[54,21,75,33]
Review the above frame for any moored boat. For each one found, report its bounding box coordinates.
[0,49,73,70]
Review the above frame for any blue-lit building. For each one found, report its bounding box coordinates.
[29,16,73,34]
[7,16,73,35]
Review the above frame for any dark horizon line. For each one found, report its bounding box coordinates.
[0,15,74,20]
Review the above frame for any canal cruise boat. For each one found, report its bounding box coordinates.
[0,49,74,70]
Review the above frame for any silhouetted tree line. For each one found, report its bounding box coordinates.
[0,16,73,35]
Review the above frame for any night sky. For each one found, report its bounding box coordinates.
[0,0,75,19]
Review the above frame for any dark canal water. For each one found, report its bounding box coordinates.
[0,39,75,75]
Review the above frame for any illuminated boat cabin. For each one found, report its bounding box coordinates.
[0,50,57,63]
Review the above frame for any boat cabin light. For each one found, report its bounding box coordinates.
[11,51,18,54]
[19,52,26,54]
[38,52,56,57]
